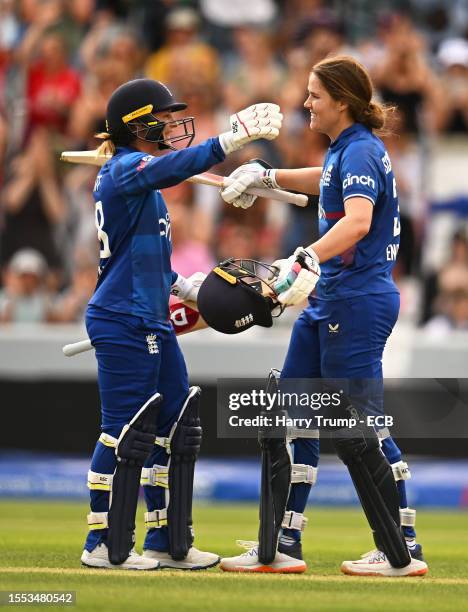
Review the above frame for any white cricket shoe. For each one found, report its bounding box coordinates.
[143,547,220,570]
[341,548,428,577]
[81,544,160,570]
[220,541,307,574]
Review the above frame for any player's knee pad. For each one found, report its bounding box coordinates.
[142,386,202,561]
[107,392,162,565]
[332,428,410,569]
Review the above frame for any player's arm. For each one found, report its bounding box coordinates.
[274,167,323,195]
[220,164,322,207]
[310,144,379,262]
[113,104,282,194]
[307,197,373,262]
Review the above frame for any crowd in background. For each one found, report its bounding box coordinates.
[0,0,467,333]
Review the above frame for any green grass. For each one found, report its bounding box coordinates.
[0,501,467,611]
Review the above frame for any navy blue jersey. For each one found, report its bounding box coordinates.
[315,123,400,300]
[89,138,225,321]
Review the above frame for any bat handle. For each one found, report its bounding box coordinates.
[63,339,93,357]
[222,177,308,207]
[247,186,308,207]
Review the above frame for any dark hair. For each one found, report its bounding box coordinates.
[312,55,394,133]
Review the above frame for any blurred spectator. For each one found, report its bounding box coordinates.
[23,29,81,137]
[424,263,468,335]
[223,25,284,111]
[421,227,468,324]
[48,250,97,322]
[372,13,444,135]
[0,248,52,322]
[68,56,133,143]
[0,129,65,285]
[295,10,354,67]
[145,7,220,93]
[436,38,468,133]
[164,182,215,276]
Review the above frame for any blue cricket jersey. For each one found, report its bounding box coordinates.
[89,138,225,322]
[315,123,400,300]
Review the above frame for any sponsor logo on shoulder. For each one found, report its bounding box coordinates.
[342,173,376,190]
[328,323,339,334]
[137,154,154,172]
[235,313,254,328]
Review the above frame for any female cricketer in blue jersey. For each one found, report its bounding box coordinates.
[219,56,427,576]
[80,78,283,570]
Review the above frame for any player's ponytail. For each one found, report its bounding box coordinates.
[95,132,116,157]
[312,55,395,135]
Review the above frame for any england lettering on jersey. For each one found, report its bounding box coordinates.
[315,123,400,300]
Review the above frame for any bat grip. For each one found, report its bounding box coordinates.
[63,339,93,357]
[246,186,308,207]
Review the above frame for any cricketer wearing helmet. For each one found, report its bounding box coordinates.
[81,78,283,570]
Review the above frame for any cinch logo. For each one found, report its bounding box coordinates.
[342,173,376,190]
[320,164,334,187]
[235,313,253,328]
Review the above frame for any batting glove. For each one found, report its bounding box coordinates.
[221,159,279,207]
[218,103,283,155]
[272,247,320,306]
[171,272,207,302]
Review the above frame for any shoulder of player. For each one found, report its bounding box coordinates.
[340,136,387,172]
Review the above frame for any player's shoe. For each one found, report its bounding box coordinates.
[277,533,303,560]
[219,540,307,573]
[408,543,425,562]
[81,544,160,570]
[143,547,220,570]
[340,548,428,577]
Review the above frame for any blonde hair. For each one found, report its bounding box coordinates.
[95,132,116,157]
[312,55,395,134]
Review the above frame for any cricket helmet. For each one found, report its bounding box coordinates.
[197,258,284,334]
[106,78,195,149]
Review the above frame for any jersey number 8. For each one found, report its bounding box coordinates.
[95,201,111,259]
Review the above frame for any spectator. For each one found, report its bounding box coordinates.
[145,7,220,93]
[223,25,284,111]
[437,38,468,133]
[424,263,468,335]
[24,30,81,137]
[48,250,97,322]
[0,248,52,322]
[372,13,444,135]
[0,128,65,286]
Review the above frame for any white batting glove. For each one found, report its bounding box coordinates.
[272,247,320,306]
[218,103,283,155]
[171,272,207,302]
[221,161,279,206]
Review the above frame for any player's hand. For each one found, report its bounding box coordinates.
[171,272,207,302]
[221,159,278,207]
[218,103,283,155]
[271,247,320,306]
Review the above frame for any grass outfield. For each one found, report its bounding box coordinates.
[0,501,467,611]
